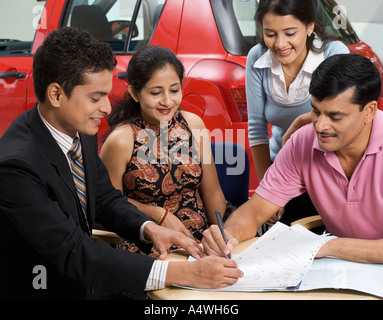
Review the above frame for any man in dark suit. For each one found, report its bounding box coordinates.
[0,27,242,299]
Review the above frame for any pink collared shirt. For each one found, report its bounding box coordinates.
[256,110,383,239]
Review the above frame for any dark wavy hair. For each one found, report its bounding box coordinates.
[255,0,339,53]
[310,53,381,110]
[107,46,184,132]
[33,27,116,102]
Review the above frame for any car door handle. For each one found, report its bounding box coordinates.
[117,72,128,79]
[0,72,27,79]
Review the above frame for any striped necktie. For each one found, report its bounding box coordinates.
[68,137,90,232]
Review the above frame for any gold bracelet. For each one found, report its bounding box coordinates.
[157,208,168,225]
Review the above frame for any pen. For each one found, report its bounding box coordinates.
[215,210,231,259]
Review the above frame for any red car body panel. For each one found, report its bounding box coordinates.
[1,0,383,195]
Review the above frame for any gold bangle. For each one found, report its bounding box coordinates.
[157,208,168,225]
[157,208,165,224]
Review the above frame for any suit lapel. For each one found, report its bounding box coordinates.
[29,106,77,197]
[29,106,93,230]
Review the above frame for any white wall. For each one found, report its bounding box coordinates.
[336,0,383,60]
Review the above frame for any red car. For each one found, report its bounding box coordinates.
[1,0,382,194]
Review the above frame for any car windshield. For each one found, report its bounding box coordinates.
[211,0,359,56]
[0,0,46,56]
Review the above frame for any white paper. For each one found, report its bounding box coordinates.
[299,257,383,298]
[227,222,335,289]
[183,222,335,291]
[180,222,383,298]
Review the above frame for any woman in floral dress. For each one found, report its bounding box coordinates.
[100,46,226,256]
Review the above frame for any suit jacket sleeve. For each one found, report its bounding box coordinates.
[0,132,155,299]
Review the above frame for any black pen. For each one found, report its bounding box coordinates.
[215,210,231,259]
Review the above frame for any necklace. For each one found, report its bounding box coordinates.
[282,65,298,78]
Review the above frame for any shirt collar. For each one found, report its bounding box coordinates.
[301,38,325,74]
[253,48,280,72]
[37,105,79,155]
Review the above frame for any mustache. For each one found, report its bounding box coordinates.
[317,131,338,138]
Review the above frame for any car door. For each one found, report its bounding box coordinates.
[0,1,50,136]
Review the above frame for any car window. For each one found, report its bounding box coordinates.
[61,0,165,53]
[211,0,255,56]
[232,0,257,48]
[0,0,46,56]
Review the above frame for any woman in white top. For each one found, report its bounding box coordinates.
[246,0,349,225]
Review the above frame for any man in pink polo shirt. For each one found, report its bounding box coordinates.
[203,53,383,264]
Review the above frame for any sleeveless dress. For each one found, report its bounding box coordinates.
[121,111,208,257]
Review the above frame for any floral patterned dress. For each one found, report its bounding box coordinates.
[121,110,208,257]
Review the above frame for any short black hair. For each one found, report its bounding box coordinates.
[33,27,117,102]
[309,53,381,110]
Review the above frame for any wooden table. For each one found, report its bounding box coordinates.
[148,238,381,300]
